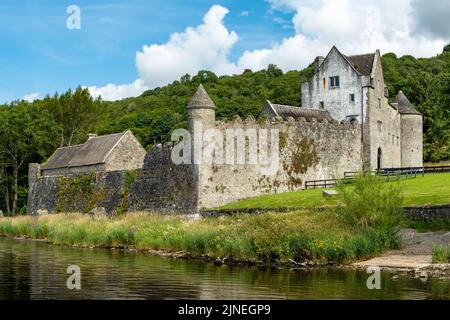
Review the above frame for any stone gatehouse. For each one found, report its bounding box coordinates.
[28,46,423,215]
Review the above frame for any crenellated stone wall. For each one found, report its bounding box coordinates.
[28,117,362,214]
[196,117,362,209]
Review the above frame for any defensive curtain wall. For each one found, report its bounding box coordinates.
[28,117,362,215]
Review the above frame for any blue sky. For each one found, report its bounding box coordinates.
[1,0,448,102]
[0,0,293,102]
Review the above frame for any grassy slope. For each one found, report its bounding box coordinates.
[220,173,450,210]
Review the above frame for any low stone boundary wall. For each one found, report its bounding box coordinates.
[203,205,450,220]
[403,205,450,221]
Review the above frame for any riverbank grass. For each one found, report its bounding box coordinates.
[432,245,450,263]
[0,174,404,265]
[0,211,399,264]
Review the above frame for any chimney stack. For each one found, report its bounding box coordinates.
[314,56,325,73]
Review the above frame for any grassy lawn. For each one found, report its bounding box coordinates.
[220,173,450,210]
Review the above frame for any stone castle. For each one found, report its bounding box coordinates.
[28,46,423,215]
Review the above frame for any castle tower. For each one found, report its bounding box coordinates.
[187,84,216,133]
[396,91,423,167]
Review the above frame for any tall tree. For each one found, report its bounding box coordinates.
[0,103,60,215]
[41,87,102,146]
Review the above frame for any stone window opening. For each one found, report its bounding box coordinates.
[319,101,324,109]
[329,76,340,88]
[349,94,355,103]
[377,121,382,132]
[378,98,381,108]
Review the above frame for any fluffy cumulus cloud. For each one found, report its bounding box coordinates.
[89,5,238,101]
[89,1,449,100]
[135,5,238,88]
[87,79,148,101]
[239,0,447,72]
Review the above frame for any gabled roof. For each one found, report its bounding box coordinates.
[323,46,375,77]
[345,53,375,76]
[42,132,128,170]
[188,84,216,110]
[266,101,335,122]
[396,91,421,115]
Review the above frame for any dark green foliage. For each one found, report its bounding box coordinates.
[381,48,450,162]
[443,44,450,53]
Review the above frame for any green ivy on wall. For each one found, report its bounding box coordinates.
[56,174,106,213]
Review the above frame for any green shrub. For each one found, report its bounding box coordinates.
[336,172,404,229]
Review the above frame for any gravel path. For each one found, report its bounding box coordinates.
[392,229,450,255]
[354,229,450,269]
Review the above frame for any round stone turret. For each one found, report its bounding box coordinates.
[187,84,216,133]
[396,90,423,167]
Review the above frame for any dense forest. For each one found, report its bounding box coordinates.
[1,46,449,215]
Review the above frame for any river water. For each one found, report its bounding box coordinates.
[0,238,448,300]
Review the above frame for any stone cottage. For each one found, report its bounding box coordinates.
[39,130,146,176]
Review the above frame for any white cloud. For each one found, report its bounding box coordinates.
[240,11,250,16]
[88,79,148,101]
[22,92,41,102]
[136,5,239,88]
[238,0,447,72]
[86,1,449,101]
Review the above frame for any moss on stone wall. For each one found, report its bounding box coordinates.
[279,131,289,151]
[283,137,320,189]
[56,174,106,213]
[114,170,137,216]
[124,170,137,189]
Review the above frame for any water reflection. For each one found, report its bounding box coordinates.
[0,239,448,300]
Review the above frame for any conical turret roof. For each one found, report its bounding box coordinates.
[396,91,421,115]
[188,84,216,110]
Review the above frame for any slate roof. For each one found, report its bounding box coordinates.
[345,53,375,76]
[41,132,127,170]
[268,102,335,122]
[395,91,421,115]
[188,84,216,110]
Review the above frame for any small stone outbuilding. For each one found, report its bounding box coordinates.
[40,130,146,176]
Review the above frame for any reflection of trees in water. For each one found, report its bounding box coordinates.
[0,239,449,300]
[0,241,33,299]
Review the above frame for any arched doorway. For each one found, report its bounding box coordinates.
[377,148,382,170]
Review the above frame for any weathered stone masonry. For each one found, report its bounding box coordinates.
[28,145,199,215]
[28,46,424,214]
